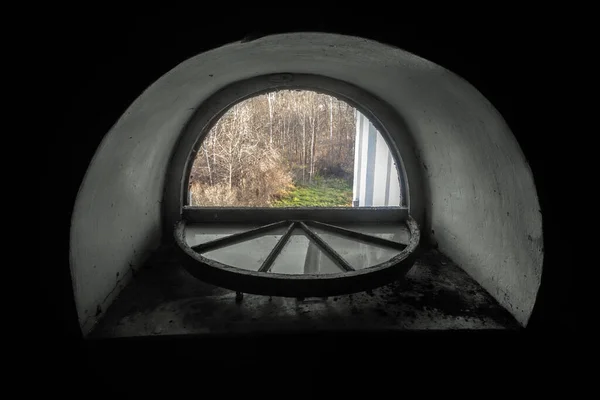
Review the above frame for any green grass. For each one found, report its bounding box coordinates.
[272,177,353,207]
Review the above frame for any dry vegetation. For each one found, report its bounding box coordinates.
[189,90,356,207]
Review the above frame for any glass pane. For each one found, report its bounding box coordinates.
[184,224,257,247]
[270,228,342,275]
[188,90,402,209]
[311,227,401,270]
[201,226,287,271]
[334,222,410,245]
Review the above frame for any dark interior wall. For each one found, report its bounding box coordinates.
[69,32,541,331]
[42,14,570,340]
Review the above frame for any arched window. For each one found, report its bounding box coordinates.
[167,73,421,298]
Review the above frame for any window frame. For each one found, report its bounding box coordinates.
[166,73,421,297]
[164,73,416,231]
[174,215,420,298]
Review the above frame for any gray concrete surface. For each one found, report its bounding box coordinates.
[89,248,520,337]
[70,33,542,335]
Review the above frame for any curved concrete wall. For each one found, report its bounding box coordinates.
[70,33,543,334]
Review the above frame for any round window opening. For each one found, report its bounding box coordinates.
[173,74,420,297]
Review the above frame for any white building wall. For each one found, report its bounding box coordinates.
[353,112,401,207]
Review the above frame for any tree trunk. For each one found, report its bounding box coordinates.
[267,93,274,145]
[302,113,306,184]
[281,117,285,153]
[228,136,233,193]
[329,96,334,165]
[310,116,316,183]
[212,120,219,167]
[286,117,290,159]
[228,161,233,193]
[203,145,213,185]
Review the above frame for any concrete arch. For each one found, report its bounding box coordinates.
[69,33,543,334]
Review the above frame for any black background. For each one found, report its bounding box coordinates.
[37,11,574,376]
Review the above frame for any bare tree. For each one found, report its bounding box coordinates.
[189,90,357,206]
[267,92,274,144]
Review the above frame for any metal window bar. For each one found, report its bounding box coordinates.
[297,222,354,272]
[257,222,296,273]
[191,220,288,253]
[304,220,407,250]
